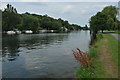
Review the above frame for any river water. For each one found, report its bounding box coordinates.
[2,30,91,78]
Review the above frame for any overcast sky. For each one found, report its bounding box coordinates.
[1,1,119,26]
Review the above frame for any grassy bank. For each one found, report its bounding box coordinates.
[103,30,120,34]
[76,33,119,78]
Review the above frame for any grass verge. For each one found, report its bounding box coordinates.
[103,30,120,34]
[76,33,119,78]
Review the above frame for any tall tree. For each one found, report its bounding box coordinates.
[22,14,39,32]
[89,12,108,33]
[102,6,117,21]
[107,17,114,30]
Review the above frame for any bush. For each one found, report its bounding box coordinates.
[76,66,95,78]
[97,33,103,40]
[72,48,95,78]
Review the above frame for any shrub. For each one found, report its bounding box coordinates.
[72,48,93,68]
[97,33,103,40]
[72,48,95,78]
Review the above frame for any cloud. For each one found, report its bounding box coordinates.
[0,2,7,10]
[0,2,117,26]
[62,5,73,14]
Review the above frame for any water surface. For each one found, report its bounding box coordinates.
[2,30,91,78]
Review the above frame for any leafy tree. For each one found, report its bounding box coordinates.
[102,6,118,30]
[89,12,108,33]
[107,17,114,30]
[117,20,120,30]
[102,6,117,21]
[5,4,17,13]
[2,4,82,32]
[2,12,22,31]
[22,14,39,32]
[51,21,62,30]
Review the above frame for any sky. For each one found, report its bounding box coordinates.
[1,0,119,26]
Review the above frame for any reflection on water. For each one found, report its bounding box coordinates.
[2,35,20,61]
[2,33,68,61]
[2,31,91,78]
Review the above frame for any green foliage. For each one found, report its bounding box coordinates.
[89,5,118,33]
[103,34,118,65]
[22,14,39,32]
[117,20,120,30]
[97,33,103,40]
[2,11,22,31]
[37,27,43,30]
[89,12,108,33]
[88,47,97,58]
[102,6,117,20]
[76,67,95,78]
[2,4,82,32]
[102,6,118,30]
[107,17,114,30]
[75,48,96,78]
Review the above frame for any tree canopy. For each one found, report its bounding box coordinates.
[89,5,119,34]
[2,4,82,32]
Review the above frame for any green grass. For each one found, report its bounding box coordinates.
[103,30,120,34]
[103,34,118,65]
[103,34,120,77]
[76,33,104,78]
[75,33,119,78]
[103,30,116,33]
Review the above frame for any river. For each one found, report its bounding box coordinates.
[2,30,91,78]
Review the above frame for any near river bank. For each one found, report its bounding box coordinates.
[76,33,119,78]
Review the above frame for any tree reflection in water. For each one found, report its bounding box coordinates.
[2,33,69,61]
[2,35,20,61]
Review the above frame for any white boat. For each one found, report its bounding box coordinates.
[25,30,33,34]
[6,31,16,34]
[51,30,54,32]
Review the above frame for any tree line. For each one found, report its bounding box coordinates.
[2,4,86,33]
[89,5,120,37]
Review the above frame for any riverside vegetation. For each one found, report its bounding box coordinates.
[73,5,119,78]
[2,4,89,33]
[2,3,120,78]
[74,33,119,78]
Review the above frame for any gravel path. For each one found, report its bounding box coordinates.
[111,33,120,40]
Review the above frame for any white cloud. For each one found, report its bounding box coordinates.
[62,5,73,14]
[0,2,118,26]
[0,2,7,10]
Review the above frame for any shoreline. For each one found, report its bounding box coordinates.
[75,33,119,78]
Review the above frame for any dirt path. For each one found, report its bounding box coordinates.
[99,39,118,78]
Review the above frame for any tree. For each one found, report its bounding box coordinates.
[2,11,22,31]
[22,14,39,32]
[107,17,114,30]
[2,4,82,32]
[102,6,118,30]
[5,4,17,13]
[51,21,62,30]
[102,6,117,21]
[89,12,108,33]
